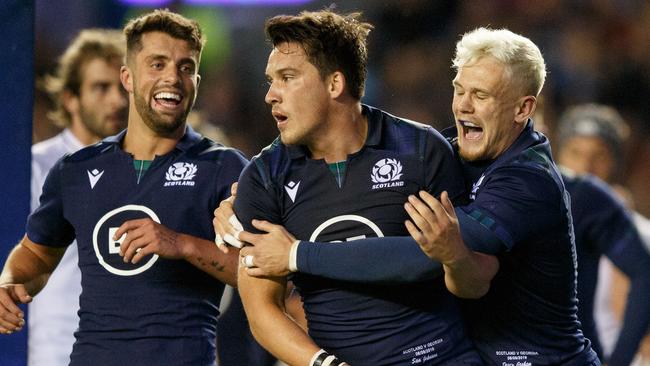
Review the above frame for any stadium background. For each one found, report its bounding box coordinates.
[1,0,649,364]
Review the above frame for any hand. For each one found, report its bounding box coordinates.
[213,183,243,253]
[113,218,183,264]
[404,191,470,265]
[0,284,31,334]
[239,220,296,277]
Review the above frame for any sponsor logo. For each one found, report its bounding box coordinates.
[87,169,104,189]
[284,181,300,202]
[309,214,384,242]
[371,158,404,189]
[92,205,160,276]
[164,162,197,187]
[470,174,485,200]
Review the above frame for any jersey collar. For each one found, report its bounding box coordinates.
[102,125,201,153]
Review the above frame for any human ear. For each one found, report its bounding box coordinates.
[120,65,133,94]
[514,95,536,124]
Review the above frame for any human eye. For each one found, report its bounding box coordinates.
[92,82,110,94]
[151,61,164,70]
[475,91,489,100]
[180,64,195,74]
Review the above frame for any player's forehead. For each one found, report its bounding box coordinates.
[265,41,310,74]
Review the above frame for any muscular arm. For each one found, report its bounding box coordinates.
[115,219,239,286]
[0,235,65,333]
[179,234,239,286]
[238,268,320,366]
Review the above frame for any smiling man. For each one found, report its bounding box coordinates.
[28,29,128,366]
[0,9,245,365]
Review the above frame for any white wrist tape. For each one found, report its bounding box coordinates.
[289,240,300,272]
[309,349,327,366]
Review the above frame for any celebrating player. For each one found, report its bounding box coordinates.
[229,9,487,366]
[0,9,245,365]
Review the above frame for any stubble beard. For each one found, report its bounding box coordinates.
[133,90,190,136]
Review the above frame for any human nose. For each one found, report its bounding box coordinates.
[264,82,280,105]
[162,65,181,85]
[454,93,473,114]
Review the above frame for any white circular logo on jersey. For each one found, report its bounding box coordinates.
[371,158,403,183]
[309,214,384,242]
[92,204,160,276]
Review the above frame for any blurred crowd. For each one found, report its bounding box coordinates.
[32,0,650,217]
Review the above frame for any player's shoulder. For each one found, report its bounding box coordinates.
[365,104,450,156]
[61,140,116,165]
[184,136,248,165]
[240,137,291,186]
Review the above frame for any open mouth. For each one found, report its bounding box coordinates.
[272,111,288,125]
[153,91,183,109]
[460,120,483,140]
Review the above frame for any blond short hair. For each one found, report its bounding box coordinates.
[453,27,546,96]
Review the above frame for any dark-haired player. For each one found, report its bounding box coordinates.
[230,9,487,366]
[0,9,244,365]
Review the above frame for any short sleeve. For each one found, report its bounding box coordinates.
[26,159,76,247]
[457,166,563,254]
[233,158,282,233]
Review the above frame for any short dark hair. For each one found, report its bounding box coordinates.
[45,28,125,128]
[123,9,205,63]
[265,10,373,100]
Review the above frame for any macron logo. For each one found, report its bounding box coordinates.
[87,169,104,189]
[284,181,300,203]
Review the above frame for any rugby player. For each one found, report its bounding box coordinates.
[0,9,245,365]
[229,9,488,366]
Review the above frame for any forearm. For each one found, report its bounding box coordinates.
[443,251,499,299]
[0,236,63,296]
[297,237,443,284]
[180,234,239,286]
[238,270,320,366]
[609,275,650,366]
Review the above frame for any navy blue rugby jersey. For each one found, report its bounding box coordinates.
[234,105,481,365]
[445,120,599,365]
[563,171,650,366]
[26,126,247,366]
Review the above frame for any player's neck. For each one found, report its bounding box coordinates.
[309,102,366,163]
[123,116,184,160]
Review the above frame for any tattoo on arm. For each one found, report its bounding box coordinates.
[196,257,225,272]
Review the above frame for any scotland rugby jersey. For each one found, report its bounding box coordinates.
[235,105,483,365]
[448,121,599,365]
[26,126,247,366]
[563,172,650,365]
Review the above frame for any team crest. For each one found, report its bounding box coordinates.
[371,158,405,189]
[164,162,197,187]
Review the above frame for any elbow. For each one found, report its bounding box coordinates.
[449,283,491,299]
